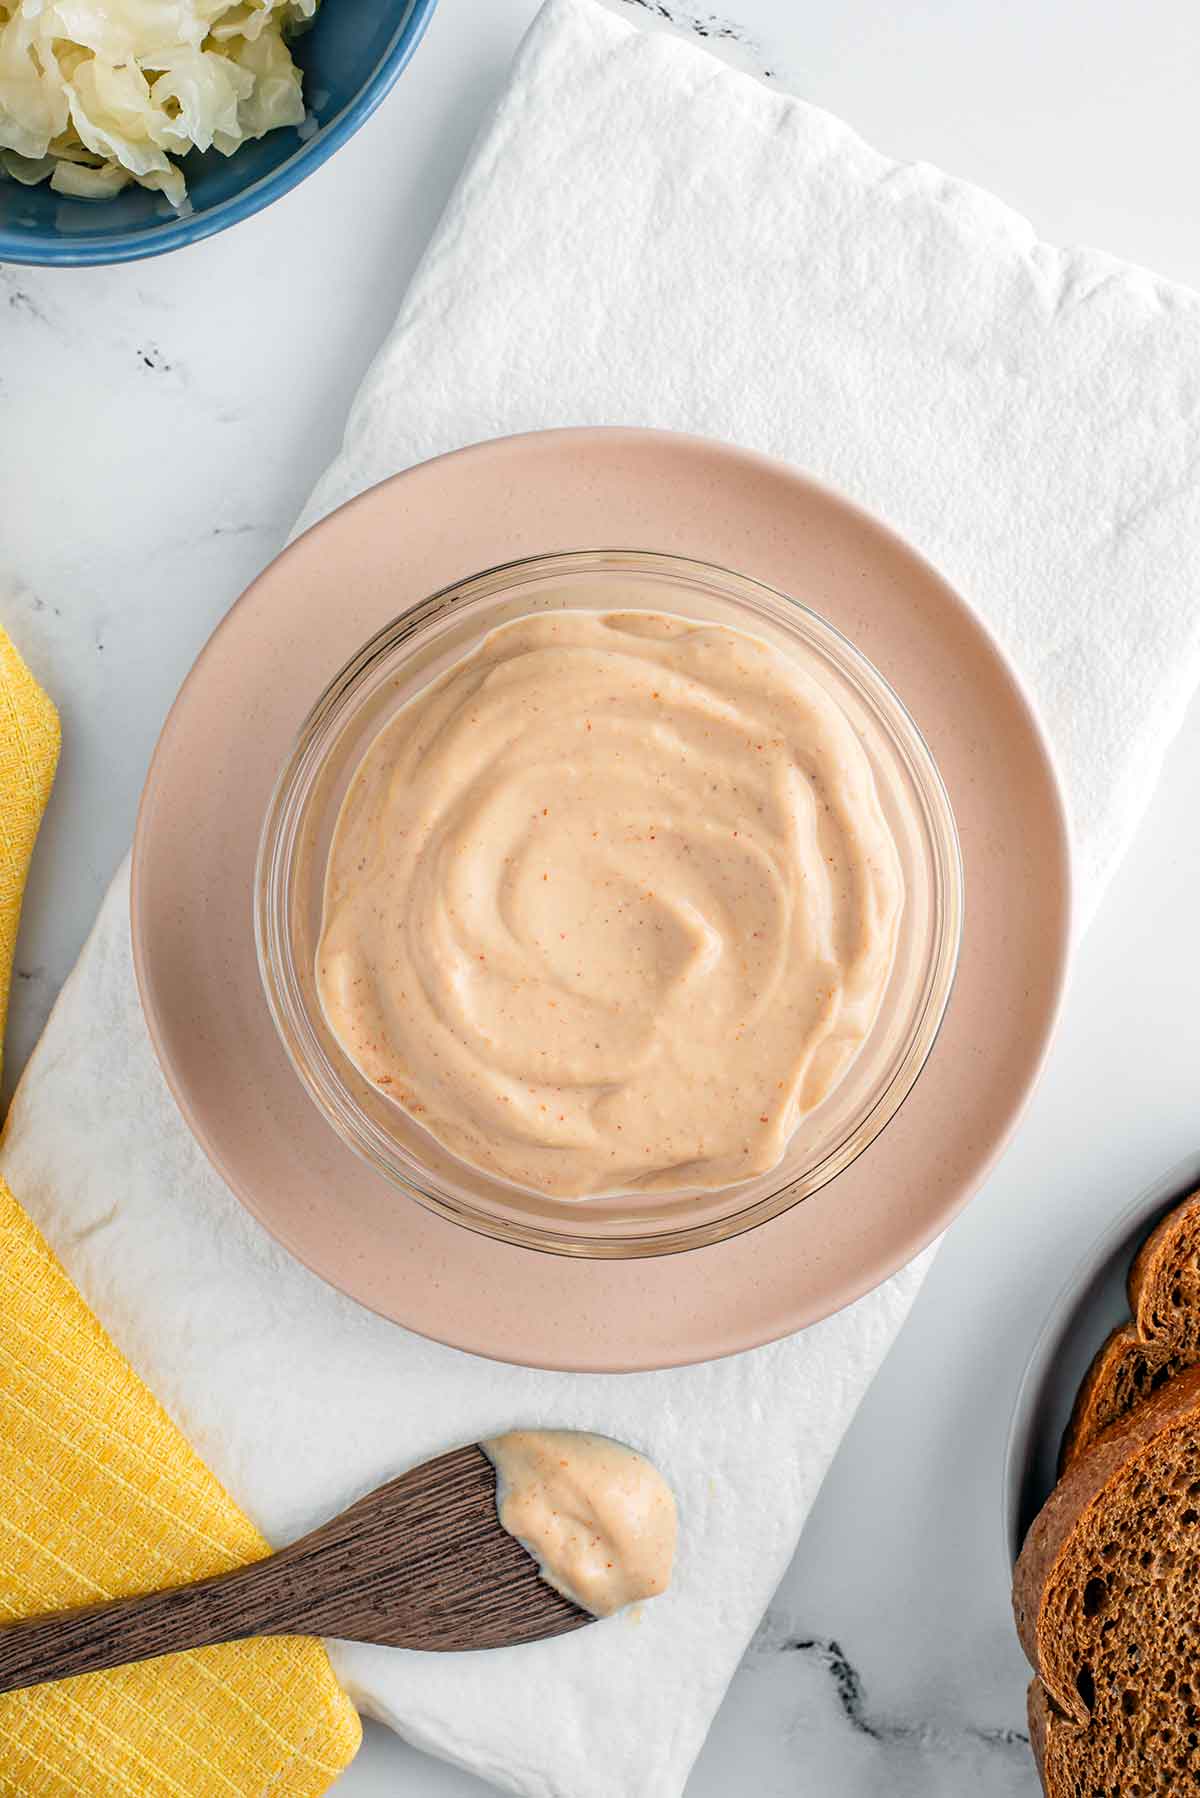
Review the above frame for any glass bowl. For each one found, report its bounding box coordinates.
[255,550,963,1257]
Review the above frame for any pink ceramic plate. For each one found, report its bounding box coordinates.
[132,428,1071,1372]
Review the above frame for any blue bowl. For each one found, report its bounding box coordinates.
[0,0,437,267]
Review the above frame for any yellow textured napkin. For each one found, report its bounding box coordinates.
[0,628,60,1084]
[0,628,361,1795]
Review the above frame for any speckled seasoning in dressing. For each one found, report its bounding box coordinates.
[316,609,903,1198]
[482,1430,677,1618]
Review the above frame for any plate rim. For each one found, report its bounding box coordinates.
[1002,1147,1200,1569]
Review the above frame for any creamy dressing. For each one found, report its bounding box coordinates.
[317,609,903,1198]
[482,1429,677,1618]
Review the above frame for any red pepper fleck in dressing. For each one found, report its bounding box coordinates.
[482,1429,677,1618]
[316,610,903,1198]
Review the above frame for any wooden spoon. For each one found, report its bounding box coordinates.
[0,1443,591,1695]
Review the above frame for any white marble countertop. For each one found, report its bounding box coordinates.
[3,0,1199,1792]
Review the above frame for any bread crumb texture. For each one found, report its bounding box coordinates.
[1016,1364,1200,1795]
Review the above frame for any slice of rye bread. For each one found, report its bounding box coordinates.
[1015,1363,1200,1795]
[1061,1186,1200,1471]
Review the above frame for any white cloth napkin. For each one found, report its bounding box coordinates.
[6,2,1200,1795]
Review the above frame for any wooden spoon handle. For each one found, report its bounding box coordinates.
[0,1557,291,1695]
[0,1448,508,1691]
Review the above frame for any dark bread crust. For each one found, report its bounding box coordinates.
[1026,1679,1050,1784]
[1014,1363,1200,1794]
[1061,1186,1200,1469]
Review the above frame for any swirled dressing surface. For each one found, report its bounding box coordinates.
[317,610,903,1198]
[482,1430,677,1618]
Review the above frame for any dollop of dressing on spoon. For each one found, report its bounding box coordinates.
[483,1430,677,1618]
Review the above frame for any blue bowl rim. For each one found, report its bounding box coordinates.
[0,0,438,268]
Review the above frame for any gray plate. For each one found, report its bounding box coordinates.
[1003,1149,1200,1567]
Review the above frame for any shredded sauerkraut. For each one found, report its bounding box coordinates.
[0,0,317,206]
